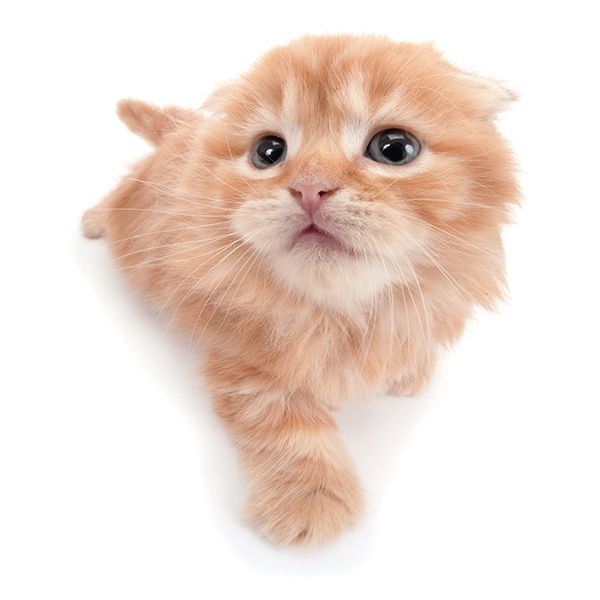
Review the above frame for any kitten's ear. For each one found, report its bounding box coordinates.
[454,71,517,121]
[200,81,238,116]
[116,99,198,145]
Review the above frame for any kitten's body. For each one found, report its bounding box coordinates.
[83,35,518,545]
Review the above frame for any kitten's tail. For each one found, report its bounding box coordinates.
[116,99,197,146]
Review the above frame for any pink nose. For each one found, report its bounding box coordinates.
[289,183,337,217]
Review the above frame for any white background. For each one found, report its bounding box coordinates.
[1,1,599,598]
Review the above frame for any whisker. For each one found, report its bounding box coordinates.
[165,230,260,332]
[152,235,253,324]
[121,177,241,208]
[402,256,433,375]
[386,211,502,260]
[185,161,256,197]
[418,243,472,303]
[192,241,261,349]
[356,235,378,369]
[369,238,398,374]
[112,233,231,261]
[107,222,228,245]
[116,232,237,271]
[92,206,200,218]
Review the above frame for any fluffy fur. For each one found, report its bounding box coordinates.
[83,35,518,546]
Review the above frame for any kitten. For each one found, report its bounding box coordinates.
[82,35,518,546]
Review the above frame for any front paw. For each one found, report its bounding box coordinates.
[246,466,364,546]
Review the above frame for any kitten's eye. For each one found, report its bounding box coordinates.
[251,135,287,169]
[365,129,421,165]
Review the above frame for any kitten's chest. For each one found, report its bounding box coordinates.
[275,314,394,405]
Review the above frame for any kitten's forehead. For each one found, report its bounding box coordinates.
[221,34,508,141]
[214,34,508,178]
[233,40,439,154]
[278,70,391,129]
[258,71,426,161]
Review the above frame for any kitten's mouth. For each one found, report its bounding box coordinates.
[293,223,354,255]
[300,223,332,239]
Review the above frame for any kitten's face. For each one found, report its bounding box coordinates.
[186,36,515,312]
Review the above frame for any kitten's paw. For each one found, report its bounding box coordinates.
[81,208,105,239]
[246,470,364,546]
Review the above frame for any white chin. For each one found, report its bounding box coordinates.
[270,246,390,313]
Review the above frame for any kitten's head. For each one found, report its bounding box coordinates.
[183,35,517,312]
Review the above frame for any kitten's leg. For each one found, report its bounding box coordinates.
[214,388,364,546]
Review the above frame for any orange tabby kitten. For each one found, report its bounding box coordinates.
[82,35,518,545]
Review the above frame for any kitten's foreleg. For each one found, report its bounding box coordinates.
[213,388,364,546]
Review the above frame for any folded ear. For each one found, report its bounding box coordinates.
[200,80,238,116]
[116,99,198,145]
[454,71,517,121]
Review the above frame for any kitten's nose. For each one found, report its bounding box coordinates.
[289,183,337,218]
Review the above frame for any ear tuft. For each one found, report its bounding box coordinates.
[116,99,198,145]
